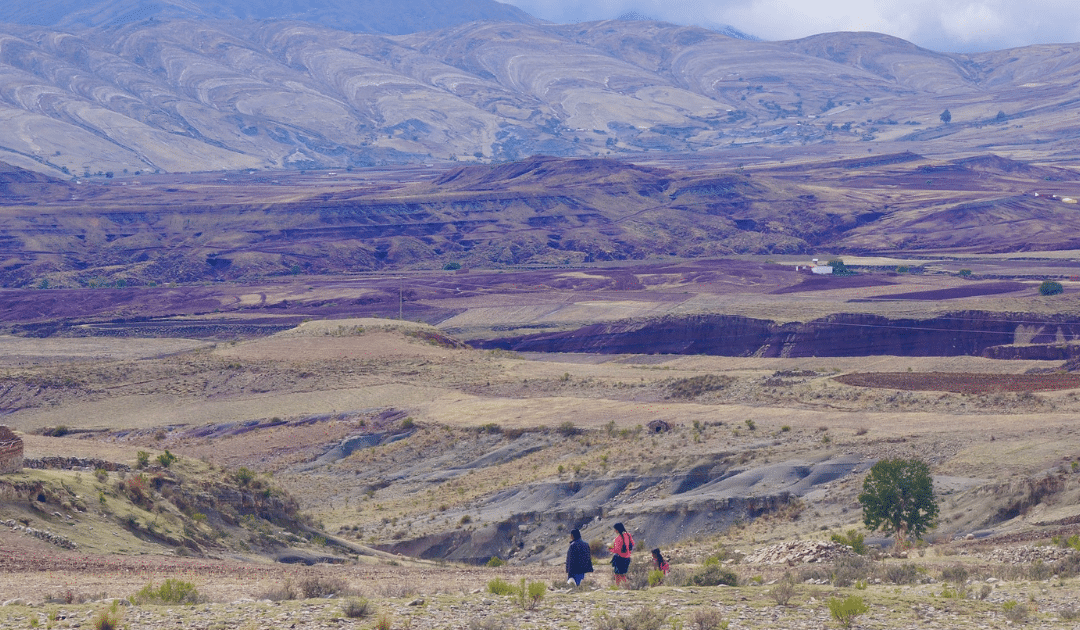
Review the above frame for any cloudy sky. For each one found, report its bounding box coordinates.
[502,0,1080,52]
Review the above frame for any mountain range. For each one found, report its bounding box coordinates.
[0,2,1077,175]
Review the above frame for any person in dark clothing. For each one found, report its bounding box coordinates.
[565,528,593,586]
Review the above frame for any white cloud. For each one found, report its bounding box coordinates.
[504,0,1080,52]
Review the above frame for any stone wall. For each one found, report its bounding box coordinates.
[0,426,24,474]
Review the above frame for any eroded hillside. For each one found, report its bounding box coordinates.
[0,19,1079,174]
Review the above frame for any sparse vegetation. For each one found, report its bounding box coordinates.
[131,579,203,605]
[828,595,868,628]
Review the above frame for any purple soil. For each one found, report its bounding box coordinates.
[770,274,896,294]
[849,281,1028,301]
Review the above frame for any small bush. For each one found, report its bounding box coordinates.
[597,606,667,630]
[157,450,177,468]
[557,421,579,436]
[486,556,506,567]
[525,581,545,609]
[690,608,729,630]
[136,451,150,469]
[648,569,665,587]
[828,596,868,628]
[831,555,873,587]
[260,580,297,601]
[299,576,349,599]
[768,575,797,606]
[92,607,122,630]
[468,618,509,630]
[1039,280,1064,296]
[1003,600,1028,623]
[234,467,256,486]
[342,598,372,619]
[487,578,516,596]
[1060,605,1079,621]
[132,579,202,605]
[830,529,867,555]
[884,562,920,585]
[1029,559,1052,581]
[590,538,608,558]
[940,564,969,584]
[687,564,737,587]
[94,468,109,482]
[374,612,393,630]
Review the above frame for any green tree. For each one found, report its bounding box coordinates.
[827,259,853,276]
[940,109,952,124]
[1039,280,1064,296]
[858,457,938,546]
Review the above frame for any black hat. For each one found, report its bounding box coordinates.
[570,529,581,540]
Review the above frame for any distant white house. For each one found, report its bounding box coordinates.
[811,265,834,275]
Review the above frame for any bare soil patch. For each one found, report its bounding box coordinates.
[834,371,1080,393]
[850,281,1028,301]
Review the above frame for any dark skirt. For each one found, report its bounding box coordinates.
[611,555,631,575]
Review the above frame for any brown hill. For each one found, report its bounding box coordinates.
[2,152,1079,287]
[1,20,1080,174]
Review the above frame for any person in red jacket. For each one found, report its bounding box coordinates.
[609,522,634,587]
[651,548,670,583]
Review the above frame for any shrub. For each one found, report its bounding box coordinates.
[234,467,256,486]
[1029,559,1052,581]
[94,468,109,482]
[299,576,349,599]
[92,606,122,630]
[132,579,202,605]
[648,569,665,587]
[831,554,873,587]
[590,539,607,558]
[687,564,737,587]
[940,564,969,584]
[1060,605,1079,621]
[374,612,393,630]
[486,556,506,567]
[690,608,729,630]
[830,529,867,555]
[525,581,545,609]
[259,581,297,601]
[468,618,509,630]
[883,562,920,585]
[768,575,797,606]
[597,606,668,630]
[1039,280,1064,296]
[828,596,868,628]
[1003,600,1028,623]
[557,421,579,436]
[157,450,177,468]
[487,578,516,596]
[136,451,150,469]
[342,598,372,619]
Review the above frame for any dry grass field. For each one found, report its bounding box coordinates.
[4,256,1080,628]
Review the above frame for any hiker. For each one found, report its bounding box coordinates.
[651,548,669,581]
[565,528,593,586]
[609,522,634,587]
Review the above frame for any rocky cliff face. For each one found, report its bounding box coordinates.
[475,311,1080,359]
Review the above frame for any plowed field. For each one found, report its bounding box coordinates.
[834,371,1080,393]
